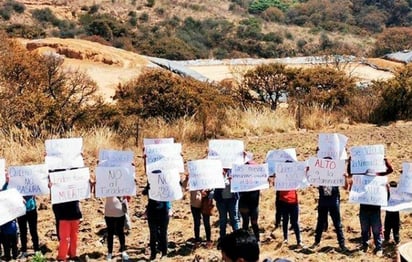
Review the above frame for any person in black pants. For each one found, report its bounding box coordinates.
[143,183,171,260]
[17,195,40,258]
[384,181,400,245]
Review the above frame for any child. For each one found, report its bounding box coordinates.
[384,181,400,245]
[0,219,18,261]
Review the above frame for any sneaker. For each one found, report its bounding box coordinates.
[106,253,112,261]
[360,245,368,252]
[376,250,383,257]
[121,251,129,261]
[283,239,288,245]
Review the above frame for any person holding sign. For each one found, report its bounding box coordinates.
[17,194,40,259]
[384,181,401,245]
[238,160,261,242]
[213,168,240,241]
[310,153,348,252]
[142,177,172,260]
[1,174,19,261]
[104,196,130,261]
[53,200,82,261]
[347,157,393,257]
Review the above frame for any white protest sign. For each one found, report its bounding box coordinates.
[230,163,269,192]
[349,175,388,206]
[98,149,134,166]
[382,187,412,212]
[147,169,183,201]
[45,137,84,170]
[0,159,5,187]
[307,157,346,186]
[49,167,90,184]
[51,181,90,204]
[274,161,309,190]
[265,148,297,176]
[0,188,26,226]
[349,144,386,174]
[187,159,225,191]
[95,166,136,197]
[317,133,348,160]
[398,162,412,193]
[208,139,244,169]
[8,164,49,196]
[145,143,184,174]
[143,138,174,147]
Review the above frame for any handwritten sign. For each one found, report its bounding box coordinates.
[382,187,412,212]
[274,161,309,190]
[349,144,386,174]
[147,169,183,201]
[98,149,134,166]
[49,167,90,184]
[51,181,90,204]
[317,133,348,160]
[398,162,412,193]
[45,137,84,170]
[0,159,5,187]
[265,148,297,176]
[307,157,346,186]
[349,175,388,206]
[143,137,174,147]
[145,143,184,174]
[208,139,244,168]
[95,166,136,197]
[230,163,269,192]
[8,164,49,196]
[187,159,225,191]
[0,188,26,226]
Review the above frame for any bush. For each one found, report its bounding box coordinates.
[146,0,155,8]
[7,0,25,13]
[32,8,60,26]
[6,24,46,39]
[89,4,100,14]
[0,7,11,20]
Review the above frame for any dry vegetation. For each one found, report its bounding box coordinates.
[3,110,412,262]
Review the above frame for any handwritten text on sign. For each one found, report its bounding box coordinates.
[349,144,386,174]
[382,187,412,212]
[231,163,269,192]
[8,164,49,196]
[307,157,346,186]
[98,149,134,166]
[208,139,244,169]
[349,175,388,206]
[143,137,174,147]
[0,188,26,226]
[265,148,297,176]
[398,162,412,193]
[274,161,309,190]
[148,169,183,202]
[188,159,225,191]
[45,137,84,170]
[49,167,90,184]
[145,143,184,173]
[317,133,348,160]
[95,166,136,197]
[51,181,90,204]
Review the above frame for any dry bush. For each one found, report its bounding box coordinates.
[299,104,346,130]
[221,107,296,137]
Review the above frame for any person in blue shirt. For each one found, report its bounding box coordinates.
[17,195,40,258]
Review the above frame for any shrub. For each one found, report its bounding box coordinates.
[0,7,12,20]
[32,8,60,26]
[8,0,25,13]
[261,6,284,22]
[6,24,46,39]
[146,0,155,8]
[88,4,100,14]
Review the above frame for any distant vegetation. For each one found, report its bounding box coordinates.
[0,0,411,59]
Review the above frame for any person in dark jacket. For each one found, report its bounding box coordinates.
[17,195,40,258]
[142,178,171,260]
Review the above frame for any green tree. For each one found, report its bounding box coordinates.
[371,64,412,123]
[241,63,293,110]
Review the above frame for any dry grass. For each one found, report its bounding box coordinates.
[2,117,412,262]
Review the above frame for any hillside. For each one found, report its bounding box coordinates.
[19,37,400,102]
